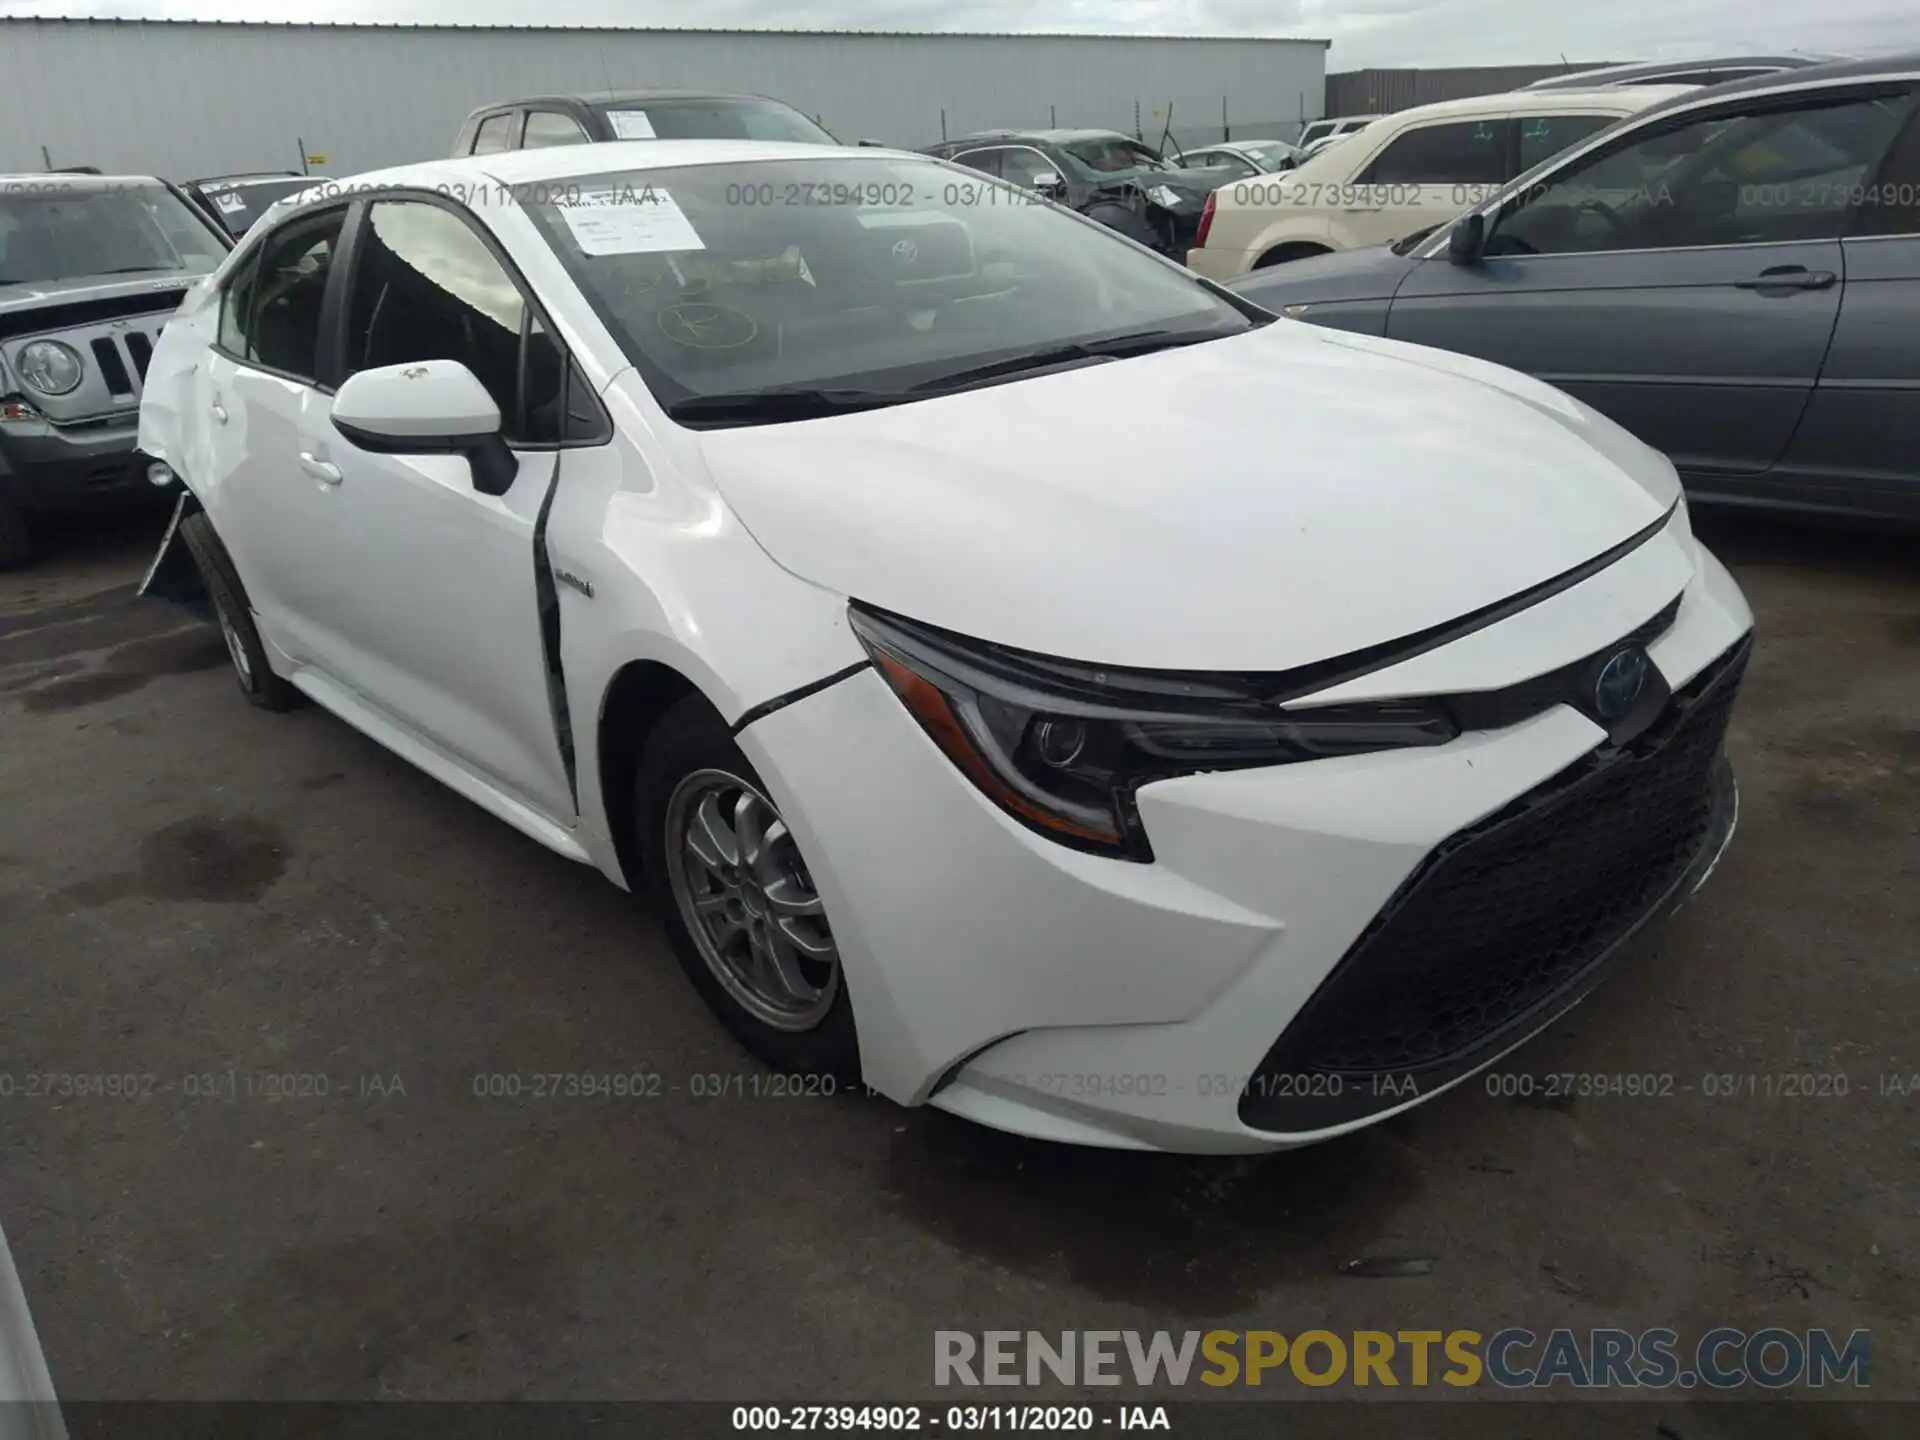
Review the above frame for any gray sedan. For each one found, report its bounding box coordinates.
[1231,56,1920,525]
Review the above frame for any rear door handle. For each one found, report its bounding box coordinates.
[299,452,342,485]
[1734,266,1837,291]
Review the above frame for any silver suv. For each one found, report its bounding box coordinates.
[1,175,230,569]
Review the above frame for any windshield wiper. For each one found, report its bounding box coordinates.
[665,387,909,427]
[910,330,1221,392]
[93,265,184,276]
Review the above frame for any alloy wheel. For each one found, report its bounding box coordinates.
[664,769,840,1032]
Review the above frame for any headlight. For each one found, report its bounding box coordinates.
[849,606,1457,861]
[1146,184,1185,208]
[16,340,84,396]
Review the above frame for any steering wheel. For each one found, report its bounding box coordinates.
[1575,197,1630,238]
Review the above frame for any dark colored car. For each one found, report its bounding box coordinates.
[0,174,232,569]
[183,172,324,237]
[1230,56,1920,525]
[453,90,840,156]
[921,129,1222,257]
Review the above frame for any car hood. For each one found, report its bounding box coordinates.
[1230,244,1419,308]
[0,271,206,314]
[690,322,1682,671]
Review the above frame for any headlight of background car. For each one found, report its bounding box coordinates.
[849,606,1457,861]
[15,340,84,397]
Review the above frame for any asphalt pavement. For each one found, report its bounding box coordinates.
[0,508,1914,1426]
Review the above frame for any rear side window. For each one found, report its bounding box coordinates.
[219,206,346,381]
[343,198,598,445]
[1518,113,1619,171]
[471,113,516,155]
[1359,119,1508,184]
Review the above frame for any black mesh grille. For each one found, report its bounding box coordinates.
[1241,637,1747,1128]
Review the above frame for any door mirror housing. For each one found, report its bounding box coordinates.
[1033,171,1066,199]
[330,360,519,497]
[1447,211,1487,266]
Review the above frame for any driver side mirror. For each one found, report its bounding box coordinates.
[1032,171,1066,200]
[1447,211,1487,266]
[330,360,519,497]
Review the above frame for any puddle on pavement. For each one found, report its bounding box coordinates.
[883,1110,1424,1314]
[17,628,228,713]
[58,815,290,907]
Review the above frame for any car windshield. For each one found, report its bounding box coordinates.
[1061,137,1169,173]
[0,181,227,284]
[598,99,836,146]
[1241,142,1298,169]
[525,156,1260,422]
[199,178,320,234]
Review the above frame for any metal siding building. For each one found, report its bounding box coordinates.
[0,20,1330,177]
[1325,64,1622,117]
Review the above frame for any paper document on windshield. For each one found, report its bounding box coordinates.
[607,110,657,140]
[555,185,704,255]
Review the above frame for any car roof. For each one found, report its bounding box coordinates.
[467,89,781,116]
[192,173,310,188]
[950,128,1139,146]
[1369,85,1691,128]
[1615,50,1920,116]
[1525,54,1848,90]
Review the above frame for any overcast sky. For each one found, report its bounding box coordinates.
[2,0,1916,69]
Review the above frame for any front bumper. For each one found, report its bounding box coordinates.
[738,541,1754,1153]
[0,410,164,515]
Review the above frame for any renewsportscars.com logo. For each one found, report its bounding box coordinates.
[934,1328,1871,1390]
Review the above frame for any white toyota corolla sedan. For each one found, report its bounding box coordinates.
[137,140,1753,1154]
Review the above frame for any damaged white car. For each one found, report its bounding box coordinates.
[138,142,1753,1154]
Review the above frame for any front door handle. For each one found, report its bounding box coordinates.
[210,401,228,424]
[299,452,343,485]
[1734,266,1837,292]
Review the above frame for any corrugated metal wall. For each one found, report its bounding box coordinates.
[1326,64,1621,116]
[0,21,1328,177]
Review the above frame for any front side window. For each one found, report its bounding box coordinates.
[343,199,592,445]
[952,149,1003,179]
[1359,120,1509,185]
[471,113,516,155]
[0,182,226,284]
[524,155,1259,421]
[1061,136,1169,174]
[221,205,345,380]
[523,111,590,149]
[1490,90,1918,256]
[999,148,1062,190]
[1517,113,1622,171]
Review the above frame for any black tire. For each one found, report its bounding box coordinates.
[635,695,860,1076]
[0,495,31,572]
[179,511,296,711]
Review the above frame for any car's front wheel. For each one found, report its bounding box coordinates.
[179,512,296,711]
[636,696,859,1075]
